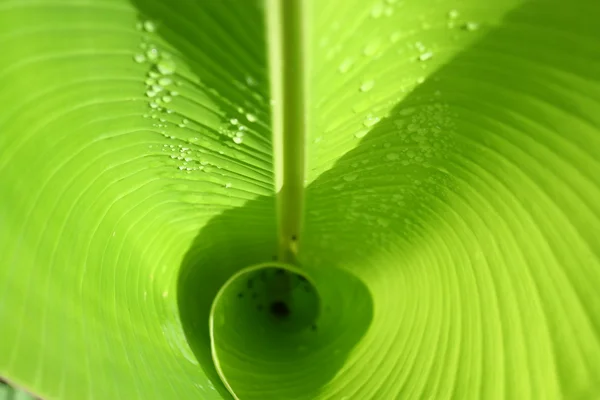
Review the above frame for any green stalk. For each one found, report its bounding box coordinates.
[267,0,308,265]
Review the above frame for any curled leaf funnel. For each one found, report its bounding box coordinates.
[1,0,600,399]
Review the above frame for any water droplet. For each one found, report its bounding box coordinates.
[418,52,433,61]
[416,76,425,84]
[363,40,381,56]
[399,107,416,116]
[338,58,353,73]
[370,3,384,18]
[230,118,239,125]
[463,22,479,31]
[146,90,157,98]
[146,47,159,61]
[143,20,156,33]
[354,130,368,139]
[233,136,243,144]
[225,183,232,188]
[145,78,156,86]
[246,113,257,122]
[360,80,375,92]
[152,84,163,93]
[162,95,172,103]
[363,115,380,127]
[148,71,160,79]
[149,101,159,109]
[386,153,400,160]
[377,217,390,227]
[448,9,459,19]
[246,75,257,86]
[343,174,358,182]
[133,53,146,63]
[158,77,173,86]
[170,91,179,97]
[157,58,176,75]
[390,32,402,43]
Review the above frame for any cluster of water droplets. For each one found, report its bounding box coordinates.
[328,103,457,234]
[370,0,400,19]
[391,102,456,165]
[217,106,259,146]
[133,20,180,118]
[447,9,480,31]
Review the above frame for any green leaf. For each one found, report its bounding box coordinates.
[2,0,600,399]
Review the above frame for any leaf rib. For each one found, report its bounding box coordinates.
[267,0,308,264]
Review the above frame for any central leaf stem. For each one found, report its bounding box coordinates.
[267,0,308,265]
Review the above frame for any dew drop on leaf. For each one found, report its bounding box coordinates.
[399,107,416,116]
[418,51,433,61]
[360,80,375,92]
[463,21,480,31]
[354,129,368,139]
[343,174,358,182]
[162,95,172,103]
[158,77,172,86]
[386,153,400,160]
[370,3,384,18]
[143,20,156,33]
[157,58,176,75]
[245,75,257,86]
[246,113,257,122]
[146,47,159,61]
[363,114,380,127]
[233,136,243,144]
[363,40,381,56]
[133,53,146,63]
[338,58,353,73]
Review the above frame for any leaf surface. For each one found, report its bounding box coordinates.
[1,0,600,399]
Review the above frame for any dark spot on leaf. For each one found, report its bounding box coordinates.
[247,279,253,289]
[276,268,286,275]
[270,301,290,318]
[237,292,243,298]
[298,275,307,282]
[252,292,258,299]
[291,235,297,241]
[311,324,317,331]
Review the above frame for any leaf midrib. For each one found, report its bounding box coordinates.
[267,0,308,264]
